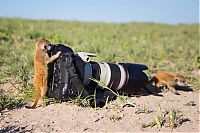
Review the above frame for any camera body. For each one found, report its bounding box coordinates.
[46,44,148,105]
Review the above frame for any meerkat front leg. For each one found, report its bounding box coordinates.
[167,82,179,95]
[46,51,61,64]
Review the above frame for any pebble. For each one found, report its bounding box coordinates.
[25,125,33,131]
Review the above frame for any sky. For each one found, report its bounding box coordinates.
[0,0,198,24]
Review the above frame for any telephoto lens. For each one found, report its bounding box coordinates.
[79,61,148,94]
[74,59,148,107]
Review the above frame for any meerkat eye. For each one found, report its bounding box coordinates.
[175,79,179,82]
[182,80,185,83]
[45,44,52,51]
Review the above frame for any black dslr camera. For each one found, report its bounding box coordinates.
[46,44,148,107]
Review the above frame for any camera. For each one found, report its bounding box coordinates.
[46,44,148,106]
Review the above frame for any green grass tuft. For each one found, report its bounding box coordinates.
[0,91,23,111]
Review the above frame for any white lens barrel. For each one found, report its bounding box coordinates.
[97,62,111,86]
[116,64,127,90]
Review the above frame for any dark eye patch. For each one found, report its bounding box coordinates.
[44,45,47,50]
[175,79,179,82]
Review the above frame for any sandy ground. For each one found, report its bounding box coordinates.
[0,90,199,132]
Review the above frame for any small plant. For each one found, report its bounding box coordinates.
[184,101,196,106]
[109,114,124,122]
[19,83,35,102]
[45,97,58,105]
[163,108,188,128]
[134,105,152,114]
[169,109,176,127]
[70,93,92,107]
[0,91,23,111]
[0,27,13,43]
[3,63,31,89]
[165,100,177,128]
[142,101,190,129]
[142,120,157,128]
[18,65,30,88]
[155,104,163,128]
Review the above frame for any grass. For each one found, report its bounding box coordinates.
[109,114,124,122]
[69,94,92,107]
[90,77,135,108]
[134,105,152,114]
[142,101,190,129]
[0,91,23,111]
[0,17,199,109]
[142,120,157,128]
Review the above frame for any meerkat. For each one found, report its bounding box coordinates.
[31,39,61,109]
[149,71,189,95]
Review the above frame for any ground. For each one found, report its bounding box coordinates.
[0,91,199,132]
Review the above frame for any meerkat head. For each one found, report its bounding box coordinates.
[173,75,188,87]
[36,39,51,51]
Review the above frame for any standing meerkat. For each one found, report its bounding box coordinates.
[149,71,189,95]
[31,39,61,109]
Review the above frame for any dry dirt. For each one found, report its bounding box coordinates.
[0,90,199,132]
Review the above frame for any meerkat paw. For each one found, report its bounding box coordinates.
[25,105,32,109]
[53,51,62,59]
[56,51,62,56]
[174,91,180,95]
[25,104,36,109]
[42,100,46,107]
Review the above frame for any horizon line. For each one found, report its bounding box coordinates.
[0,16,198,26]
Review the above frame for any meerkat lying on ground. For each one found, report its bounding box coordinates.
[149,71,189,95]
[30,39,61,109]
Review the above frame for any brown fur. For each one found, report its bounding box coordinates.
[31,39,61,108]
[149,71,188,95]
